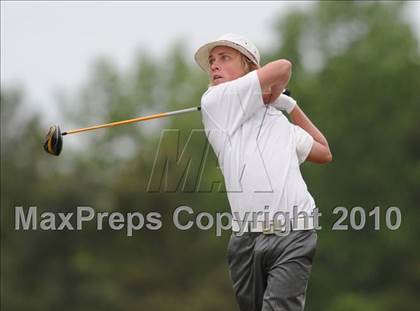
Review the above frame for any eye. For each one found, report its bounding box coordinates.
[222,55,230,61]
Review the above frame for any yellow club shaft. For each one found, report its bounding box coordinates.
[62,107,200,135]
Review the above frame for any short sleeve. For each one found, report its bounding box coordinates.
[293,125,314,164]
[201,70,264,136]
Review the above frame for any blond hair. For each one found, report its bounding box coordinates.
[240,53,259,74]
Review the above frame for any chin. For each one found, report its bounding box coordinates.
[212,79,225,86]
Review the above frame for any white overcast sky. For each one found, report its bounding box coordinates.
[1,1,420,120]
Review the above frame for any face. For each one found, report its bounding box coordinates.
[208,46,246,86]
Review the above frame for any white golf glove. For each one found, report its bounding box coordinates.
[272,93,297,114]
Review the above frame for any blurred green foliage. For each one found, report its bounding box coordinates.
[1,2,420,310]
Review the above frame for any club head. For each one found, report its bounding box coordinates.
[43,125,63,156]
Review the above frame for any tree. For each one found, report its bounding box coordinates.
[2,2,419,310]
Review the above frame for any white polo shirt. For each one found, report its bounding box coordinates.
[200,70,315,231]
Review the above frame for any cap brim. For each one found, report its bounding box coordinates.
[194,40,259,73]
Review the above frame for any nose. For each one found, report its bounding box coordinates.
[210,61,220,72]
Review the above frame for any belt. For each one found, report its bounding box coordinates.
[232,216,315,234]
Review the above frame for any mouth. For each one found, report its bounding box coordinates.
[213,75,223,81]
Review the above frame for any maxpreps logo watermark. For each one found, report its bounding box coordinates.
[14,205,401,237]
[14,129,402,236]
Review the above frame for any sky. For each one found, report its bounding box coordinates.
[1,1,420,122]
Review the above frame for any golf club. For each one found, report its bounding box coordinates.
[43,89,291,157]
[43,106,201,156]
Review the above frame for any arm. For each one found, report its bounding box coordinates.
[290,105,333,164]
[203,60,291,136]
[257,60,292,103]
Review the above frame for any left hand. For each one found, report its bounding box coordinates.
[272,93,297,114]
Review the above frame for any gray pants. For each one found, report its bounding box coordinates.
[227,229,318,311]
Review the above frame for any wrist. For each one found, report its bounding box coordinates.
[272,93,297,114]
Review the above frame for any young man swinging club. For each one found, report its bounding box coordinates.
[194,33,332,311]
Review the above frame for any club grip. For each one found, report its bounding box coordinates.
[282,89,291,96]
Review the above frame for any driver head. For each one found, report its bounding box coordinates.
[43,125,63,156]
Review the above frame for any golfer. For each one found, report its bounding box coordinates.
[194,34,332,311]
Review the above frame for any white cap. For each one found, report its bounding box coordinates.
[194,33,260,72]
